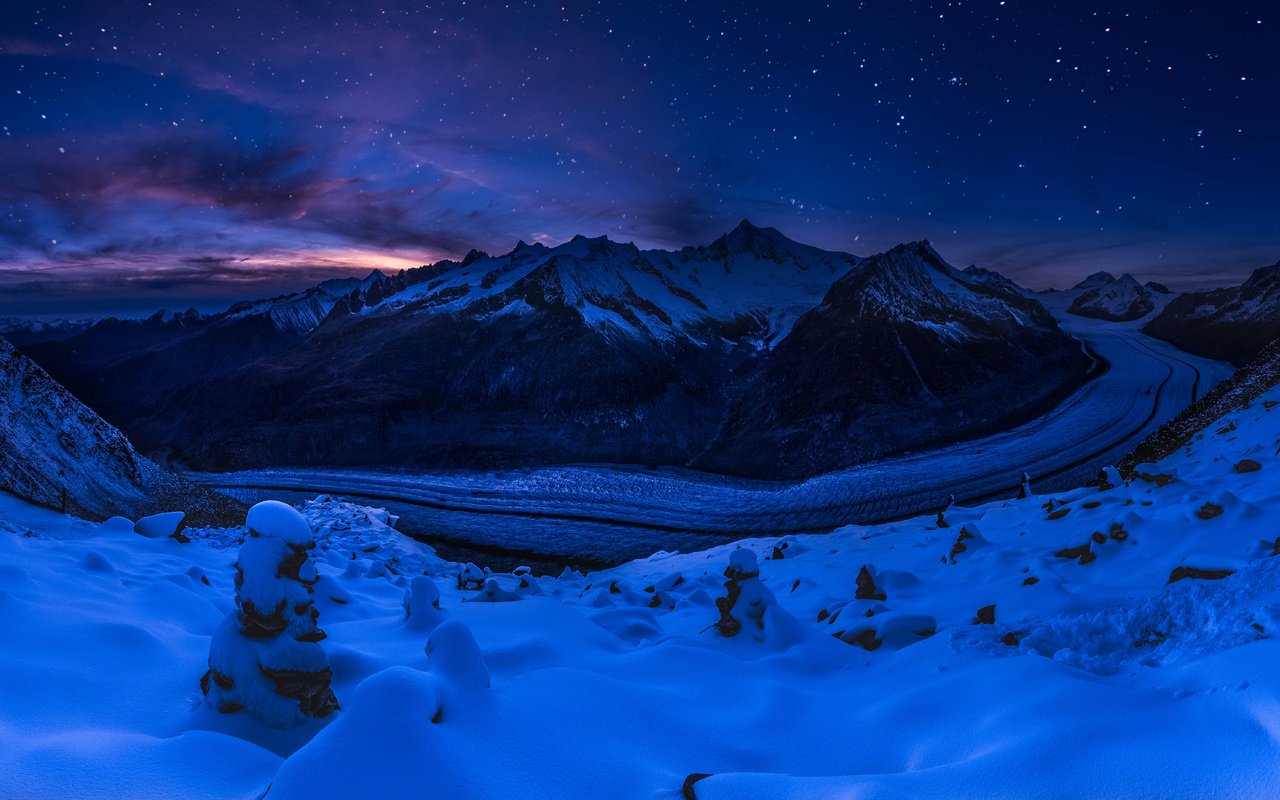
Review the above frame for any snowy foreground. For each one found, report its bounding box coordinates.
[5,389,1280,797]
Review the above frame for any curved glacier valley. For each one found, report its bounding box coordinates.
[193,299,1233,566]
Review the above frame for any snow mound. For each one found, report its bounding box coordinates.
[246,500,313,545]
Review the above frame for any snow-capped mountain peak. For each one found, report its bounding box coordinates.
[1073,270,1119,291]
[354,225,861,346]
[1065,270,1157,322]
[827,239,1031,326]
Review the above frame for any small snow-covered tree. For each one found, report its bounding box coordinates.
[201,500,339,727]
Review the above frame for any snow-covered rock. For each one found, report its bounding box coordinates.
[201,501,337,727]
[133,511,185,539]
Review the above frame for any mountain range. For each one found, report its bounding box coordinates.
[1065,271,1160,322]
[1143,260,1280,365]
[21,222,1092,479]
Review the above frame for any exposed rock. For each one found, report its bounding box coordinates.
[855,565,887,601]
[1168,566,1236,584]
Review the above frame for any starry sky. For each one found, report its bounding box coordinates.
[0,1,1276,316]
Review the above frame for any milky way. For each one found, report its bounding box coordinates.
[0,1,1275,315]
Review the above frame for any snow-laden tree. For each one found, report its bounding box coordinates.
[201,500,339,727]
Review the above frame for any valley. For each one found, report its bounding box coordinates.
[191,301,1232,565]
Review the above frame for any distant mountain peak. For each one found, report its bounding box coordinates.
[707,219,814,263]
[551,234,639,262]
[887,239,942,260]
[144,308,201,326]
[1067,271,1156,322]
[507,239,549,258]
[1073,271,1118,291]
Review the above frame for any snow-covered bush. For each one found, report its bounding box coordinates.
[201,500,338,727]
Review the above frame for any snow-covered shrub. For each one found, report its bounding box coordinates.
[201,500,338,727]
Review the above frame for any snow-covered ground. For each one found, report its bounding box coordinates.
[4,362,1280,797]
[192,308,1233,564]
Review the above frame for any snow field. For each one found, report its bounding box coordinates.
[3,382,1280,797]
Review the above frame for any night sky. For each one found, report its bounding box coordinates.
[0,1,1276,316]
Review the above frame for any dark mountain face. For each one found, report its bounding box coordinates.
[23,228,1091,479]
[0,337,240,523]
[694,242,1093,477]
[1143,262,1280,366]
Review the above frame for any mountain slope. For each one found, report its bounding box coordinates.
[1144,261,1280,365]
[1120,336,1280,473]
[695,242,1093,477]
[0,337,240,522]
[23,228,1088,478]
